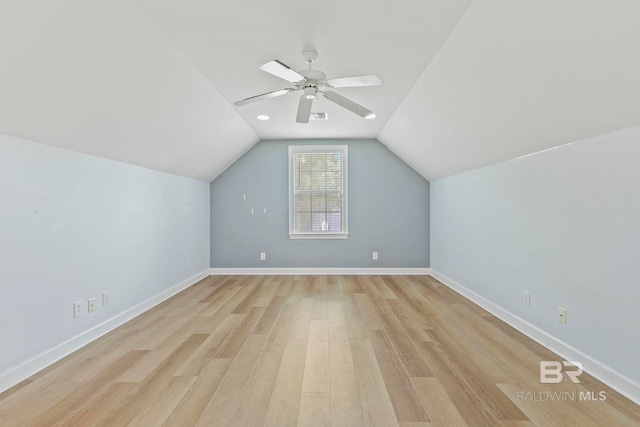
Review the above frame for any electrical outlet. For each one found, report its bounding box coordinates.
[187,259,192,269]
[260,252,266,261]
[523,291,531,307]
[102,292,109,306]
[558,307,567,324]
[88,298,95,313]
[372,252,378,260]
[73,301,82,318]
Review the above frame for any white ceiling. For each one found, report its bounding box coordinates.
[380,0,640,180]
[1,0,640,182]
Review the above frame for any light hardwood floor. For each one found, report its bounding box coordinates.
[1,275,639,426]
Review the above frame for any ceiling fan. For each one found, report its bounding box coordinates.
[234,50,383,123]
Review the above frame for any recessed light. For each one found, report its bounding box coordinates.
[257,114,270,121]
[364,113,376,120]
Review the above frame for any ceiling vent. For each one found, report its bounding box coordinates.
[309,112,328,121]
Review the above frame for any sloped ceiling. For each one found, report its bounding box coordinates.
[0,0,259,182]
[380,0,640,180]
[1,0,640,182]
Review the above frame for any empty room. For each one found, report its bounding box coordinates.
[1,0,639,426]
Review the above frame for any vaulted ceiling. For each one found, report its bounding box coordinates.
[2,0,640,182]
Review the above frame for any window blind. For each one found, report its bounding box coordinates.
[289,146,348,239]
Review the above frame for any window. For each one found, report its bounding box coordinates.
[289,145,348,239]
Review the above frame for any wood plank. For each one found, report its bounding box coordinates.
[264,300,298,352]
[224,351,283,427]
[198,280,253,317]
[116,315,210,382]
[302,320,330,393]
[372,276,399,299]
[31,350,148,426]
[253,277,279,307]
[275,275,294,296]
[162,358,233,427]
[425,328,528,422]
[253,295,286,335]
[287,297,314,339]
[298,392,330,427]
[411,377,469,427]
[330,371,365,427]
[328,310,355,372]
[353,292,385,330]
[386,299,433,343]
[498,421,536,427]
[377,311,433,377]
[53,382,136,427]
[215,306,266,359]
[416,341,502,427]
[341,295,369,338]
[311,293,328,321]
[127,376,197,426]
[264,338,308,427]
[327,277,343,313]
[350,337,401,427]
[175,314,243,376]
[196,285,242,317]
[193,334,268,425]
[368,329,430,423]
[96,333,209,427]
[230,277,263,314]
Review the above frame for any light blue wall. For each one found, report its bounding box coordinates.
[430,125,640,385]
[0,134,210,378]
[210,139,430,268]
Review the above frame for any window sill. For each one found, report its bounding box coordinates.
[289,233,349,240]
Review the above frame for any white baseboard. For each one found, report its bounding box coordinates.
[430,269,640,406]
[0,269,209,394]
[210,267,432,276]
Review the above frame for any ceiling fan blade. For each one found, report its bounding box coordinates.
[296,96,313,123]
[234,88,295,106]
[326,75,383,88]
[322,91,375,119]
[260,60,305,83]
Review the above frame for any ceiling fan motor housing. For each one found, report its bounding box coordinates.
[298,69,327,83]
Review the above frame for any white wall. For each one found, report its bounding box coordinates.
[431,125,640,392]
[0,134,210,390]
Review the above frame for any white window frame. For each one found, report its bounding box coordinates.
[288,145,348,239]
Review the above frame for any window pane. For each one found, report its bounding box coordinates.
[295,211,311,232]
[327,211,341,231]
[326,193,341,211]
[311,194,326,210]
[290,146,347,237]
[326,154,340,170]
[297,169,311,190]
[310,171,326,190]
[295,193,311,210]
[326,172,341,190]
[311,212,327,231]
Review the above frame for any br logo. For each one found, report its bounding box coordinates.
[540,361,584,384]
